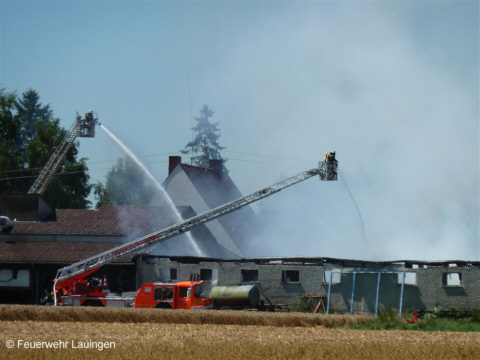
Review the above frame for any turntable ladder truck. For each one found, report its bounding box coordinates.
[28,111,99,195]
[53,153,339,306]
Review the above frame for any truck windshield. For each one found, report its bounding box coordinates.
[194,284,204,298]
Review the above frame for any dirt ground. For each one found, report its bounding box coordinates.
[1,306,479,360]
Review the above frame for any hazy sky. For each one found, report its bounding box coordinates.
[1,1,478,261]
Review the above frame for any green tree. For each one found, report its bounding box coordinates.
[0,87,92,209]
[26,118,92,209]
[93,156,156,208]
[180,105,226,168]
[15,88,53,148]
[0,88,23,194]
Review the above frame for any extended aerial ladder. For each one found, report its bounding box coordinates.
[28,111,99,195]
[54,153,339,305]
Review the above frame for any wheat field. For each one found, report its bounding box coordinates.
[1,305,479,360]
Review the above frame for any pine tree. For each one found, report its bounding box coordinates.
[15,88,53,147]
[180,105,226,168]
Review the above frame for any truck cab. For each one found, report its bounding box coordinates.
[134,280,213,310]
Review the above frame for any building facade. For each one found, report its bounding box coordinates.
[137,255,480,313]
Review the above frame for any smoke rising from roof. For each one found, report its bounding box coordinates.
[212,4,479,261]
[93,3,477,261]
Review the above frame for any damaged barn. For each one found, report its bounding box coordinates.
[138,255,480,314]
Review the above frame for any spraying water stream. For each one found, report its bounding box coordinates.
[100,124,203,256]
[338,169,377,259]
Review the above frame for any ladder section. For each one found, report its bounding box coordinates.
[55,167,323,283]
[28,120,78,195]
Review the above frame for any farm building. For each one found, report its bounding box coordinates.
[138,255,480,314]
[1,157,479,313]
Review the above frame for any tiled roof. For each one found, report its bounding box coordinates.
[9,205,192,236]
[0,241,135,263]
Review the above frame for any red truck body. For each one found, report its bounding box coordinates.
[134,280,212,309]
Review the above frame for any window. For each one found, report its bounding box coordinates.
[443,273,462,286]
[241,269,258,282]
[154,287,174,302]
[194,284,204,299]
[0,269,30,287]
[323,271,341,284]
[397,272,417,285]
[178,287,191,298]
[282,270,300,283]
[200,269,218,282]
[201,269,212,281]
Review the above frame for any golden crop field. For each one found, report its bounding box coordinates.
[1,305,479,360]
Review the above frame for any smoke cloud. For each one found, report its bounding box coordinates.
[208,4,479,261]
[3,2,477,260]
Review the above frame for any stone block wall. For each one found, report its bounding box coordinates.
[137,256,480,313]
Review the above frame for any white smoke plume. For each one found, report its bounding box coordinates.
[210,4,479,261]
